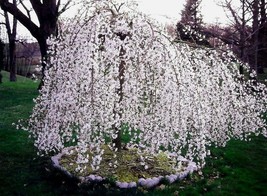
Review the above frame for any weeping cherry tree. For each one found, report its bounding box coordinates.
[26,0,267,174]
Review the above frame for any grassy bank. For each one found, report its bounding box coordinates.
[0,71,267,195]
[0,71,50,195]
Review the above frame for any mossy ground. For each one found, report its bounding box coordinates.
[60,146,178,183]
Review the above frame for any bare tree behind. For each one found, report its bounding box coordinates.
[3,0,17,81]
[257,0,267,73]
[251,0,259,73]
[0,38,4,83]
[0,0,74,86]
[219,0,267,74]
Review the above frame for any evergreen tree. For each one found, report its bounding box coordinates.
[176,0,209,46]
[180,0,203,31]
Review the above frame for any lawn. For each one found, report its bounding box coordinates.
[0,71,267,195]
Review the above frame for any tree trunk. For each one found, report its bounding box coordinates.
[3,1,17,82]
[239,0,246,75]
[113,52,126,151]
[251,0,259,75]
[112,33,127,151]
[258,0,267,73]
[37,36,49,89]
[0,39,4,83]
[9,37,16,81]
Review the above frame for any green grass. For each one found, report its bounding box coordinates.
[0,71,267,195]
[149,135,267,196]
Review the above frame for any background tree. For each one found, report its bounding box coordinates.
[218,0,267,74]
[257,0,267,73]
[3,0,17,81]
[180,0,203,30]
[0,0,74,85]
[247,0,267,74]
[176,0,209,46]
[0,38,4,83]
[251,0,259,73]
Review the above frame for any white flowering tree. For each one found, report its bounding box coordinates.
[27,0,267,175]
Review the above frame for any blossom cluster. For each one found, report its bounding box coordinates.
[27,0,267,172]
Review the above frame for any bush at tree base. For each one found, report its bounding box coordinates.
[25,0,267,174]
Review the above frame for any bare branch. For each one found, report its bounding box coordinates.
[223,0,242,27]
[4,11,11,36]
[115,3,125,13]
[0,0,39,38]
[58,0,73,16]
[19,0,32,20]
